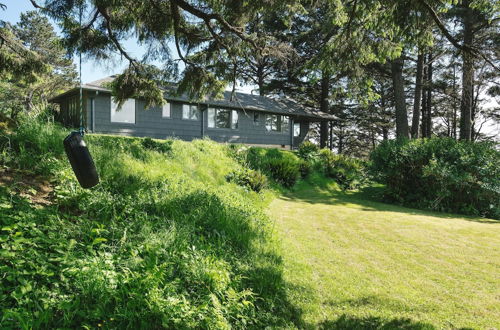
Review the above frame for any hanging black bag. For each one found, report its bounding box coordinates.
[63,131,99,188]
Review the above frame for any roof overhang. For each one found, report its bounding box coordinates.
[49,85,111,102]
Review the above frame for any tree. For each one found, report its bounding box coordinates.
[0,11,76,119]
[29,0,302,108]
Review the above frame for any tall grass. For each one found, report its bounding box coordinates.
[0,121,295,328]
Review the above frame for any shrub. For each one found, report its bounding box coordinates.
[141,137,172,153]
[246,148,301,188]
[318,149,367,190]
[370,138,500,219]
[296,141,319,161]
[298,159,312,179]
[226,168,268,192]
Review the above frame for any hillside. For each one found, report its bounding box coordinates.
[0,121,293,328]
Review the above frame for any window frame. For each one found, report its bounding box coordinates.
[253,112,260,126]
[162,102,171,118]
[110,98,136,124]
[265,114,289,132]
[293,122,301,137]
[207,107,239,130]
[182,104,200,120]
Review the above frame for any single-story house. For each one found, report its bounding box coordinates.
[50,76,335,149]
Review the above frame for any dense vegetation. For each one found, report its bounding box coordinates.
[0,120,299,328]
[370,138,500,219]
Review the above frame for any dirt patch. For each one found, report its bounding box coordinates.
[0,167,55,205]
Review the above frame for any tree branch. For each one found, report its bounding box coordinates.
[170,0,259,50]
[96,6,138,68]
[418,0,500,72]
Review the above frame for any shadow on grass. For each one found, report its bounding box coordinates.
[281,181,499,224]
[318,315,439,330]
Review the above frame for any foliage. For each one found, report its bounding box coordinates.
[226,168,268,192]
[141,137,172,154]
[0,11,76,120]
[298,159,312,179]
[0,119,296,328]
[246,147,301,188]
[370,138,500,219]
[296,141,319,161]
[318,149,368,190]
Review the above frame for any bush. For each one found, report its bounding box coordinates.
[296,141,319,161]
[141,137,173,153]
[226,168,268,192]
[370,138,500,219]
[246,148,301,188]
[298,159,312,179]
[317,149,367,190]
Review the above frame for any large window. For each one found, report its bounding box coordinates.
[111,98,135,124]
[253,113,260,125]
[208,108,239,129]
[162,102,171,118]
[293,122,301,137]
[182,104,199,120]
[265,115,289,132]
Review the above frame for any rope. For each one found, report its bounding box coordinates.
[78,3,84,136]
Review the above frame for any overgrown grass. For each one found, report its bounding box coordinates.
[270,181,500,329]
[0,121,296,328]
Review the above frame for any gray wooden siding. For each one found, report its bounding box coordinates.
[83,93,309,147]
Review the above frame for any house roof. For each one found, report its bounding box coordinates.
[51,76,336,121]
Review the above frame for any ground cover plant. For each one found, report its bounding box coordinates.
[0,120,296,328]
[370,138,500,219]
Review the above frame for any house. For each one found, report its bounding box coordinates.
[50,76,335,149]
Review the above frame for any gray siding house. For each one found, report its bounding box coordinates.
[50,76,334,149]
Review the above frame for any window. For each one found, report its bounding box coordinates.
[182,104,199,120]
[253,113,259,125]
[282,116,290,132]
[207,108,239,129]
[111,98,135,123]
[293,122,301,137]
[266,114,279,131]
[231,110,238,129]
[162,102,171,118]
[266,115,288,132]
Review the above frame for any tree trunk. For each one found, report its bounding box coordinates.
[425,53,433,137]
[411,53,424,138]
[459,1,474,141]
[338,125,343,154]
[319,71,330,148]
[421,59,428,138]
[452,64,458,139]
[391,57,410,139]
[257,64,265,96]
[329,121,334,150]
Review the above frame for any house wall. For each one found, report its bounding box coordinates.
[82,93,309,147]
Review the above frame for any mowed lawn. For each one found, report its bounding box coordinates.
[269,183,500,329]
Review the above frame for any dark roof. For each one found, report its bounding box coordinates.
[51,76,336,121]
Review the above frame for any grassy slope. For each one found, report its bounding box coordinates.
[0,122,296,328]
[269,178,500,329]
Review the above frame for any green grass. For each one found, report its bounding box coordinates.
[269,179,500,329]
[0,121,296,328]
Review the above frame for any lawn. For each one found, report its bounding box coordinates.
[269,181,500,329]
